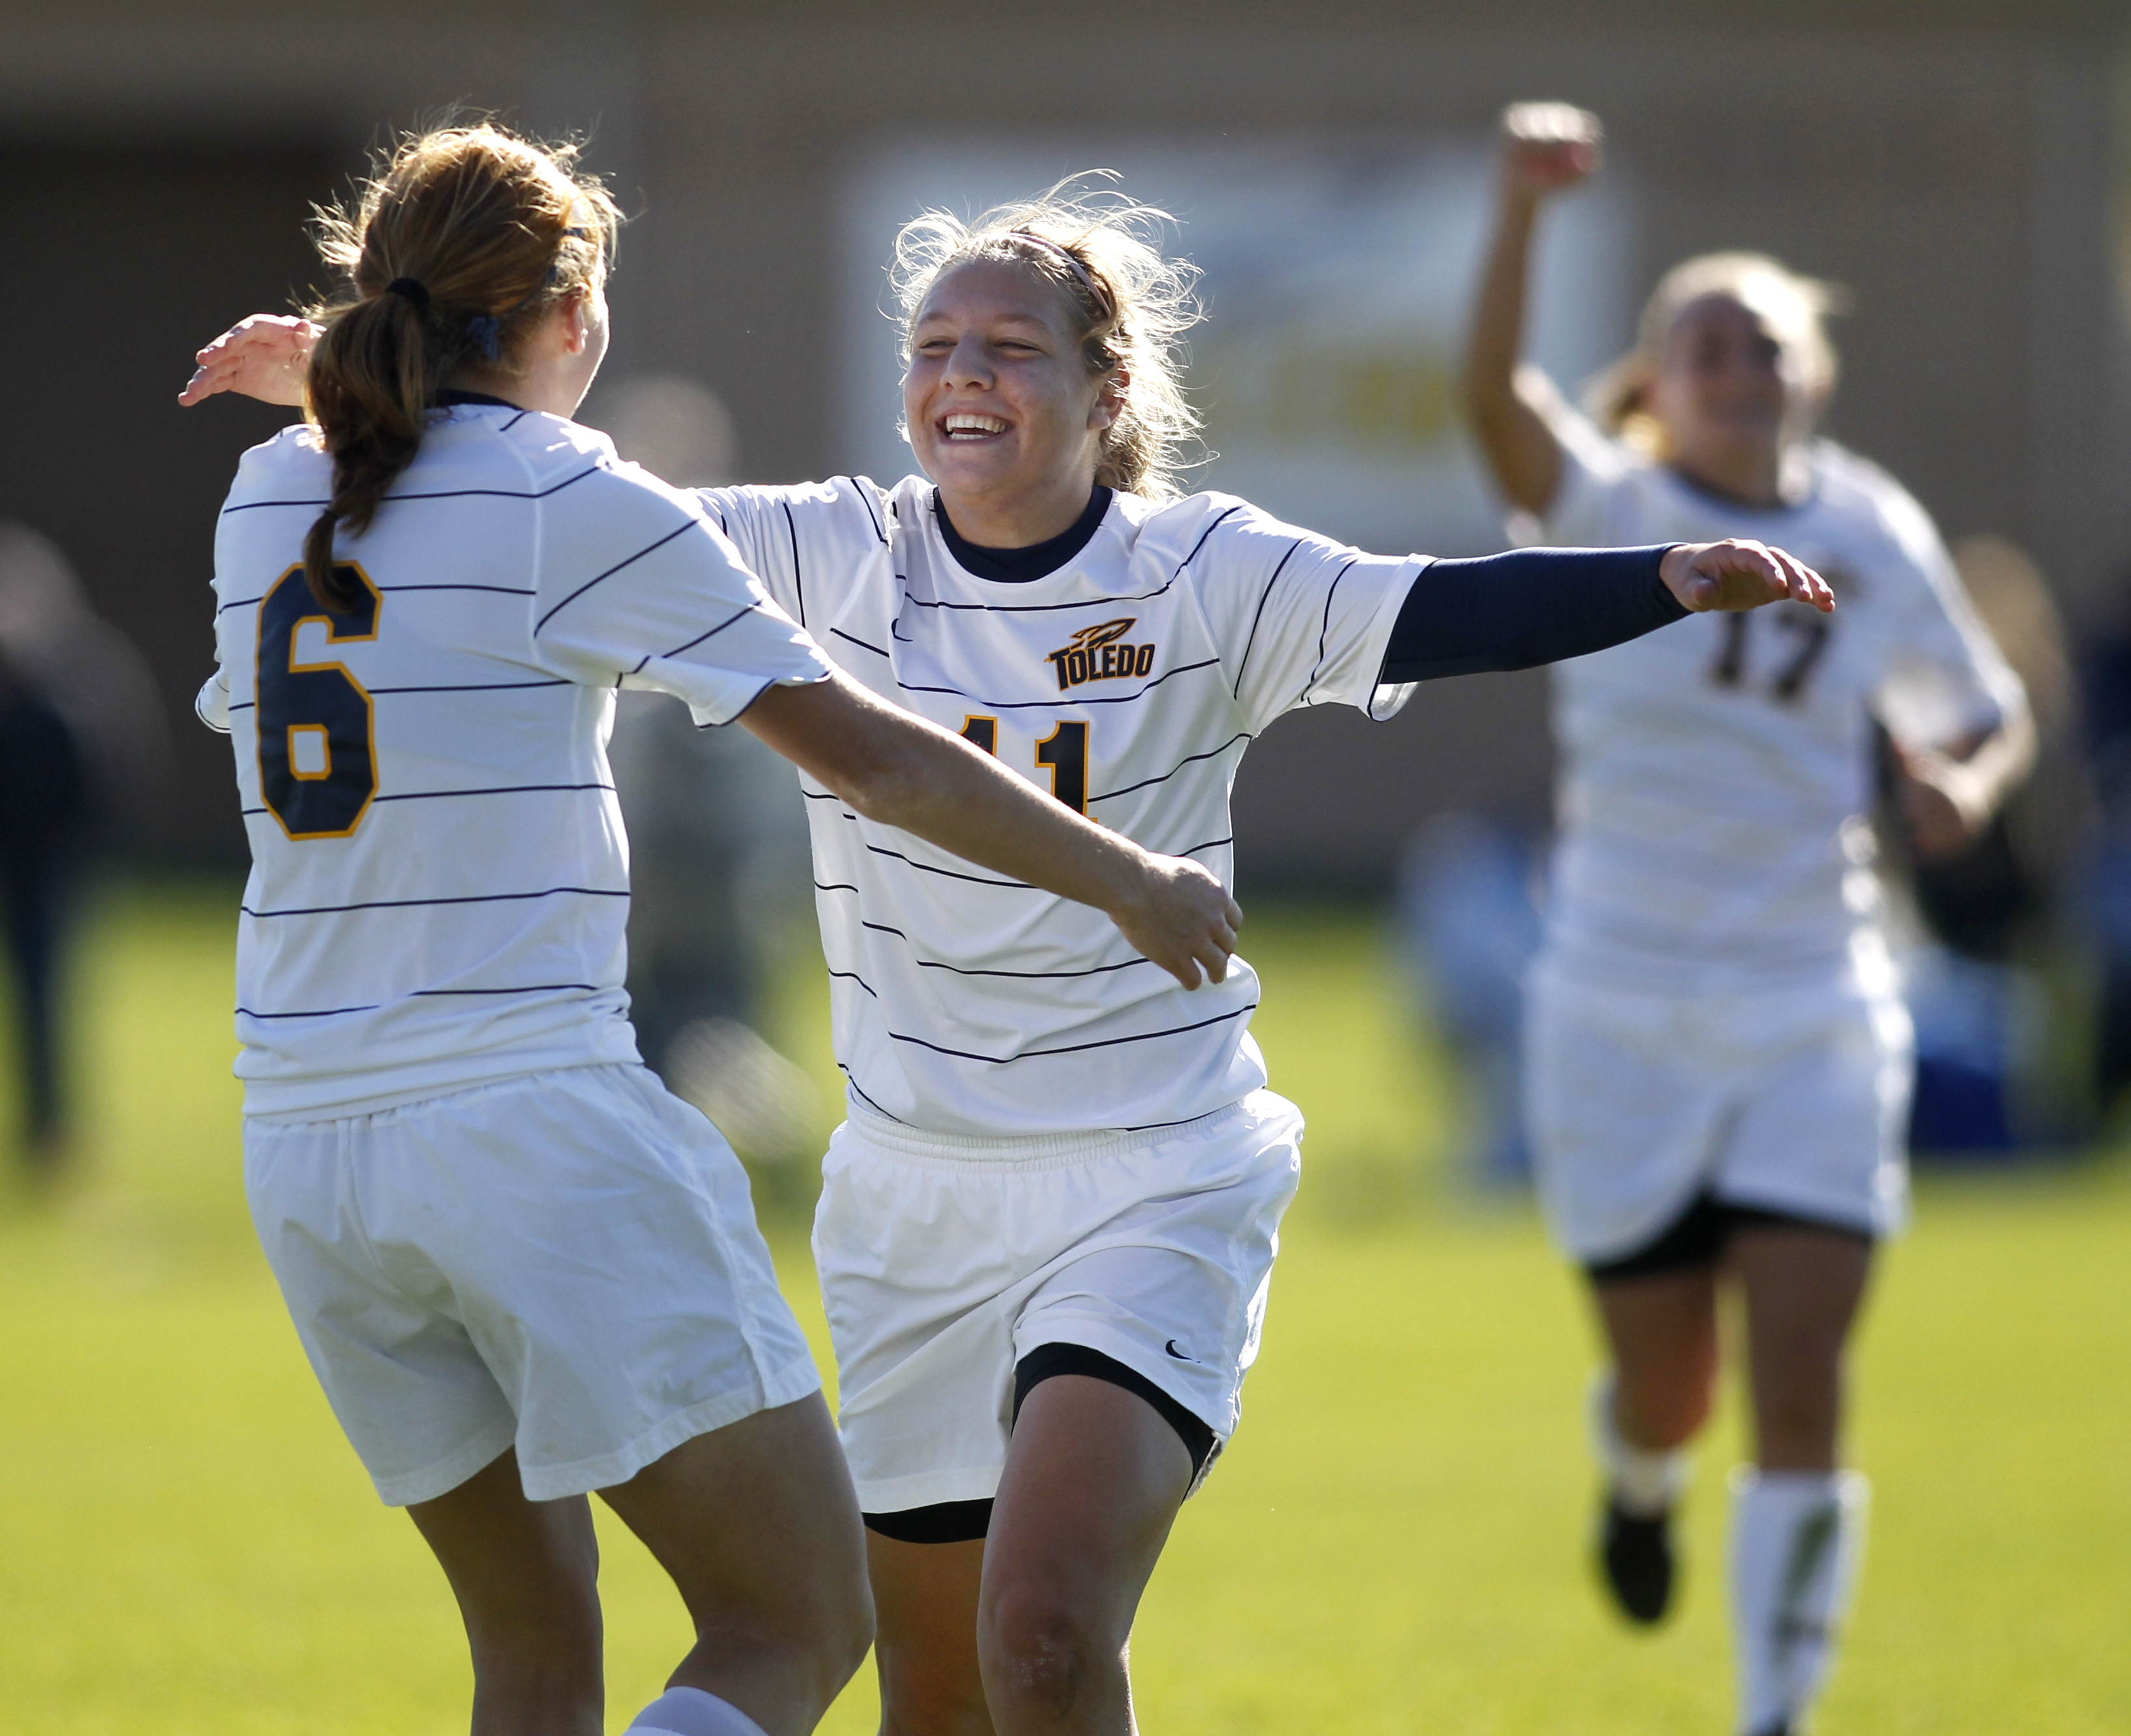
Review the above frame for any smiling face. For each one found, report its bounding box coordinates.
[1645,291,1822,493]
[903,257,1123,542]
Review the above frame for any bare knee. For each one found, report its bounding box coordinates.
[978,1579,1120,1724]
[718,1554,875,1719]
[1616,1359,1717,1451]
[1754,1367,1844,1469]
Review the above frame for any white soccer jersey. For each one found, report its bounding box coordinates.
[704,475,1421,1138]
[1537,409,2026,987]
[200,405,831,1117]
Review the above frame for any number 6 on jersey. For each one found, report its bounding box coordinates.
[255,562,381,839]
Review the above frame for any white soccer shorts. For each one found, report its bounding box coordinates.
[244,1063,820,1506]
[812,1090,1304,1515]
[1524,948,1913,1266]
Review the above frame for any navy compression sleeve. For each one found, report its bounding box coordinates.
[1379,545,1688,684]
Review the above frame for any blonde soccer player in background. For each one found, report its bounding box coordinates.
[1463,102,2032,1736]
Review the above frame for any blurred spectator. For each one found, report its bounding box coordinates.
[0,523,167,1174]
[1396,811,1544,1185]
[1889,534,2090,1152]
[592,375,820,1167]
[2067,554,2131,1123]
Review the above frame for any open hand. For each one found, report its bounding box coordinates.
[178,313,319,408]
[1114,854,1243,991]
[1660,540,1835,615]
[1500,102,1602,201]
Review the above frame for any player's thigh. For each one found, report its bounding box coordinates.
[869,1533,991,1735]
[405,1448,602,1658]
[1591,1262,1722,1378]
[981,1373,1193,1653]
[598,1391,870,1645]
[1588,1258,1722,1446]
[1730,1221,1874,1445]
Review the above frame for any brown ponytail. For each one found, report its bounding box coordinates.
[299,123,620,610]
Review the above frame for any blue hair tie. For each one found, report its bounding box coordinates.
[465,315,502,361]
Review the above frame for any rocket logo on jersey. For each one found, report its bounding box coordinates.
[1047,618,1154,691]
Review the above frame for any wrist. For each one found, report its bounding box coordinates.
[1657,543,1698,608]
[1098,839,1161,921]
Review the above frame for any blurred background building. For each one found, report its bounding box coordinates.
[3,0,2128,1155]
[2,0,2123,878]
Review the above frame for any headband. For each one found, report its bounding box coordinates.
[1011,231,1113,321]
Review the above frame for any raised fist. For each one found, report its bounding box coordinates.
[1500,102,1603,200]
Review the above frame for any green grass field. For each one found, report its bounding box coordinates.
[1,885,2125,1733]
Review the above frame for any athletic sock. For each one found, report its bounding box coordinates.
[626,1686,770,1736]
[1587,1371,1690,1516]
[1728,1467,1870,1736]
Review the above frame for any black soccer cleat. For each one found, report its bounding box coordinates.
[1598,1496,1675,1625]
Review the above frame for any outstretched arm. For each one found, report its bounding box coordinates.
[1460,102,1604,517]
[740,672,1241,991]
[1380,540,1834,685]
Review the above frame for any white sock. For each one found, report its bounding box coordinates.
[626,1686,770,1736]
[1728,1468,1870,1735]
[1587,1371,1690,1516]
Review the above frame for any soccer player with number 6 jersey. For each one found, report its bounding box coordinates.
[192,162,1834,1735]
[184,126,1247,1736]
[1466,102,2032,1736]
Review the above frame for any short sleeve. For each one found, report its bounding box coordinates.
[1195,504,1425,735]
[1536,398,1638,549]
[532,464,831,727]
[1870,489,2027,751]
[695,476,893,633]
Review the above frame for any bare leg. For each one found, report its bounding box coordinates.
[978,1376,1195,1736]
[405,1448,605,1736]
[869,1534,993,1736]
[868,1376,1195,1736]
[1589,1264,1722,1451]
[600,1393,874,1736]
[1729,1224,1873,1470]
[1726,1224,1875,1734]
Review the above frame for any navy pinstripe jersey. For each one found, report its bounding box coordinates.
[199,405,830,1116]
[1537,415,2024,989]
[704,474,1423,1138]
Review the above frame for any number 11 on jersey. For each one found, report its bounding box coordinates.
[961,715,1090,815]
